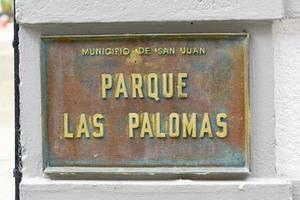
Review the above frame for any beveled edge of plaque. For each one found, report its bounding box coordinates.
[40,32,249,41]
[44,166,250,180]
[40,33,251,179]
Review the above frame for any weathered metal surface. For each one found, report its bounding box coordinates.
[41,34,250,177]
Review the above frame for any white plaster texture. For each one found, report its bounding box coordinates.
[292,180,300,200]
[19,27,43,178]
[19,21,276,180]
[285,0,300,18]
[16,0,300,200]
[20,178,292,200]
[274,18,300,178]
[15,0,283,24]
[18,21,284,198]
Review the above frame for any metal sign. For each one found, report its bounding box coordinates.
[41,34,250,178]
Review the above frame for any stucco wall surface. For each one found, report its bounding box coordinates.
[19,21,276,178]
[18,19,283,199]
[274,18,300,178]
[285,0,300,18]
[15,0,300,199]
[15,0,283,24]
[20,178,292,200]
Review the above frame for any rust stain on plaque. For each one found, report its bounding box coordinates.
[41,34,250,172]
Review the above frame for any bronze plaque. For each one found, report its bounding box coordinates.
[41,34,250,178]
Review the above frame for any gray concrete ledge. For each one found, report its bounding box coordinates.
[21,178,292,200]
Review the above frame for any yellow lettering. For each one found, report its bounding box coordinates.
[140,112,154,138]
[131,73,144,98]
[154,113,166,138]
[199,113,213,138]
[81,48,89,56]
[163,73,173,98]
[169,113,179,138]
[101,74,112,99]
[63,113,73,138]
[147,73,159,101]
[92,114,104,138]
[76,113,90,138]
[182,113,196,138]
[178,73,188,98]
[216,113,228,138]
[115,73,128,98]
[128,113,139,138]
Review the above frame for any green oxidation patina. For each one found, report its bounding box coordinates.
[41,33,250,177]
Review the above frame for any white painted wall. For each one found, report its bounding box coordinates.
[273,17,300,200]
[274,18,300,178]
[16,0,300,199]
[15,0,283,24]
[21,178,292,200]
[19,21,277,180]
[285,0,300,18]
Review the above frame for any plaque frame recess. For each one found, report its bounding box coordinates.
[40,33,250,179]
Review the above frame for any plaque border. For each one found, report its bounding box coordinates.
[40,33,250,179]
